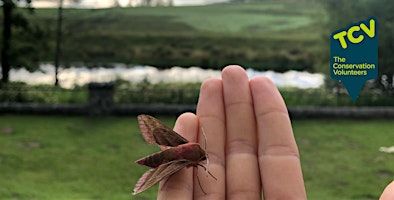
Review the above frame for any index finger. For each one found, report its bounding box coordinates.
[250,76,307,199]
[157,113,198,200]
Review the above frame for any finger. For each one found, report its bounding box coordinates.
[222,65,261,199]
[158,112,198,200]
[380,181,394,200]
[195,78,226,199]
[250,76,307,199]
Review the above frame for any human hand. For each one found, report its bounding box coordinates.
[157,65,305,199]
[157,65,394,200]
[380,181,394,200]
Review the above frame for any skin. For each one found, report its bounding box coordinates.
[380,181,394,200]
[156,65,394,200]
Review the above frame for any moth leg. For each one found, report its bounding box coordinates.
[156,160,191,193]
[200,127,210,175]
[195,166,207,194]
[197,163,217,180]
[159,175,172,193]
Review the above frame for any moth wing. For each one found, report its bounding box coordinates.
[133,160,191,195]
[136,146,179,168]
[138,114,189,147]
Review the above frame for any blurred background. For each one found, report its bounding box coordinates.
[1,0,393,199]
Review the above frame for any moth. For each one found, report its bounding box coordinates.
[133,114,215,195]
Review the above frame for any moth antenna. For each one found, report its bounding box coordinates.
[201,127,207,150]
[201,127,209,174]
[206,158,209,175]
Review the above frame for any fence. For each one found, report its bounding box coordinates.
[1,84,394,106]
[0,83,200,105]
[1,82,394,117]
[0,84,88,104]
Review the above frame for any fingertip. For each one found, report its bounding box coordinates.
[177,112,198,121]
[174,112,199,142]
[250,76,288,115]
[222,65,245,72]
[197,78,224,117]
[221,65,248,81]
[380,181,394,200]
[250,76,276,90]
[200,78,222,94]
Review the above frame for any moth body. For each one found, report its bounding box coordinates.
[133,114,213,195]
[136,143,206,168]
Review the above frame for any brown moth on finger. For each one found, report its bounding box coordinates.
[133,114,215,195]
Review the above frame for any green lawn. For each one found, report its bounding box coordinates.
[34,2,322,35]
[3,1,327,71]
[0,115,393,199]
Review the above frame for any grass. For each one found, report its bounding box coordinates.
[123,3,315,33]
[294,120,394,199]
[1,1,327,71]
[36,2,321,35]
[0,115,161,200]
[0,115,393,199]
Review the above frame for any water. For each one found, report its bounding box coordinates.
[27,0,232,9]
[7,64,324,89]
[172,0,230,6]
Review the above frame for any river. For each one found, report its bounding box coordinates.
[27,0,232,9]
[7,64,324,89]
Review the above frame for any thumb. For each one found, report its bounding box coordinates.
[380,181,394,200]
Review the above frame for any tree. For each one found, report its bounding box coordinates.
[54,0,63,86]
[1,0,15,83]
[323,0,394,95]
[1,0,33,83]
